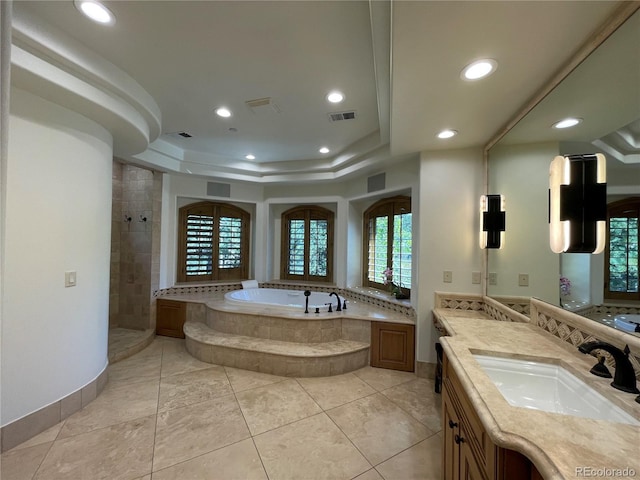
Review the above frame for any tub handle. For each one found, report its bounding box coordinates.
[325,302,333,313]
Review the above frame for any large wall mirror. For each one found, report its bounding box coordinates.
[487,8,640,333]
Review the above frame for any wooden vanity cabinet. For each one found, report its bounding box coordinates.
[156,299,186,338]
[370,321,415,371]
[442,351,542,480]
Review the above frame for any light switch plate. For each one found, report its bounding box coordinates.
[443,271,453,283]
[518,273,529,287]
[472,271,481,284]
[489,272,497,285]
[65,271,77,287]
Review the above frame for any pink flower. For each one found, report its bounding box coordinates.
[382,268,393,285]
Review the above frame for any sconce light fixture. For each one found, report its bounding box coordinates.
[480,194,506,249]
[124,215,132,223]
[549,153,606,254]
[139,215,147,222]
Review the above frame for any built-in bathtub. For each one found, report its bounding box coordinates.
[181,287,373,376]
[224,287,339,312]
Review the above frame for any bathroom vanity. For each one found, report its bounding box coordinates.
[442,350,542,480]
[436,307,640,480]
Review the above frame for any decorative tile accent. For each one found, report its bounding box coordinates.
[531,299,640,380]
[489,295,531,316]
[432,293,529,336]
[592,304,640,316]
[434,292,483,309]
[156,282,417,319]
[482,302,528,323]
[441,299,484,311]
[155,283,242,298]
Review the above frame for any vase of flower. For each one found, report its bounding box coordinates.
[381,267,410,299]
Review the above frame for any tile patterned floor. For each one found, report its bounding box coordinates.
[1,336,443,480]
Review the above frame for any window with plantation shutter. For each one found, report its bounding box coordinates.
[185,213,214,276]
[363,196,412,295]
[605,197,640,301]
[178,202,249,282]
[281,206,334,282]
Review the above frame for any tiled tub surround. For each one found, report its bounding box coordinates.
[156,281,417,318]
[438,312,640,480]
[158,284,416,377]
[577,303,640,333]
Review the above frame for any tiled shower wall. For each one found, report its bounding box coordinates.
[109,162,123,328]
[109,160,162,331]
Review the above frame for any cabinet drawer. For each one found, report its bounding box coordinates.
[444,357,495,474]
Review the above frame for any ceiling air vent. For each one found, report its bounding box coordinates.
[245,97,281,114]
[166,131,193,138]
[328,111,357,122]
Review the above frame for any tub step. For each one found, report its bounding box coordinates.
[184,321,369,377]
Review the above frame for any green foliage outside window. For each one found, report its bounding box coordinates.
[609,217,639,293]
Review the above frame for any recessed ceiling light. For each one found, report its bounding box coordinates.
[319,147,330,154]
[215,107,232,118]
[437,129,458,139]
[327,91,344,103]
[245,154,255,160]
[553,118,582,129]
[74,0,116,25]
[461,59,497,81]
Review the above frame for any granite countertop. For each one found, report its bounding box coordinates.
[159,293,415,325]
[437,309,640,480]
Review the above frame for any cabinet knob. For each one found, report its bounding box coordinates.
[448,420,458,429]
[454,434,464,444]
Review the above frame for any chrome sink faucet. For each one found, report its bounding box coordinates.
[329,292,342,312]
[578,341,639,394]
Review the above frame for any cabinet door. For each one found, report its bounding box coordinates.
[460,433,488,480]
[370,322,415,371]
[156,299,186,338]
[442,386,461,480]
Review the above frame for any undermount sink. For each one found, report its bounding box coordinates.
[474,355,639,425]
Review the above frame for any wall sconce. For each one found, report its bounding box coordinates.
[549,153,606,254]
[480,194,506,249]
[124,215,132,223]
[139,215,147,222]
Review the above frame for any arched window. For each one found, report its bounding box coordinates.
[605,197,639,300]
[177,201,250,282]
[363,196,412,294]
[281,206,334,283]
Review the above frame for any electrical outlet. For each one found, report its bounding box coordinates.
[518,273,529,287]
[443,270,453,283]
[489,272,497,285]
[472,271,481,284]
